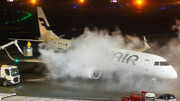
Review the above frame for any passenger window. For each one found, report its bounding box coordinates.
[159,95,166,99]
[154,62,159,66]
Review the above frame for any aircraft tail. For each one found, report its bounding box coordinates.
[37,6,59,42]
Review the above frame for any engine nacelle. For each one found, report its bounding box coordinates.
[85,67,101,79]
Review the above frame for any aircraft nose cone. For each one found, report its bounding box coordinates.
[168,67,178,79]
[172,71,178,79]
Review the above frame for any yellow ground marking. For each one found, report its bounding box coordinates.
[0,86,33,97]
[174,90,180,93]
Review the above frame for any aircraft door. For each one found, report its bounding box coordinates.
[144,59,149,71]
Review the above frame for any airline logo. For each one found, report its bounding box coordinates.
[39,18,52,30]
[111,52,139,65]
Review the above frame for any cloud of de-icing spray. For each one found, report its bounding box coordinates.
[38,27,142,79]
[38,25,179,93]
[143,19,180,93]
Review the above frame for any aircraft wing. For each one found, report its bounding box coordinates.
[5,48,41,63]
[8,38,45,42]
[133,36,151,52]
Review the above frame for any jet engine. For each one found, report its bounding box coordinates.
[85,67,101,79]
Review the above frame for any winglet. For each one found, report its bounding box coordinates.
[134,36,151,52]
[143,36,151,49]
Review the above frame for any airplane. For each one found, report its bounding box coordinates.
[8,6,71,51]
[2,6,72,62]
[0,7,177,81]
[109,48,177,81]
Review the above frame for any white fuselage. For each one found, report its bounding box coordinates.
[47,40,178,80]
[48,39,71,51]
[109,48,177,79]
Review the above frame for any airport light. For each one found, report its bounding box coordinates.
[138,0,142,5]
[7,0,14,2]
[134,0,143,5]
[80,0,84,3]
[133,0,145,9]
[1,8,32,24]
[15,59,19,63]
[31,0,36,4]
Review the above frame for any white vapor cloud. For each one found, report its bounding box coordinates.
[37,23,180,94]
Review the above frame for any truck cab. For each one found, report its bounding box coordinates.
[0,65,20,86]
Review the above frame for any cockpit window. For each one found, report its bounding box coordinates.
[160,62,170,66]
[154,61,170,66]
[154,62,159,66]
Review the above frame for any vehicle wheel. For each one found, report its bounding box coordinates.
[121,97,127,101]
[2,80,8,86]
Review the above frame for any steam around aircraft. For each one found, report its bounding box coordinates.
[0,7,177,81]
[110,48,177,80]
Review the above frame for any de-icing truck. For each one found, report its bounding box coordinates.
[0,65,20,86]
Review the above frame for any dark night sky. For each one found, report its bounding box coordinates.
[0,0,180,44]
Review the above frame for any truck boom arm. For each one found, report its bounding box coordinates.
[0,40,23,55]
